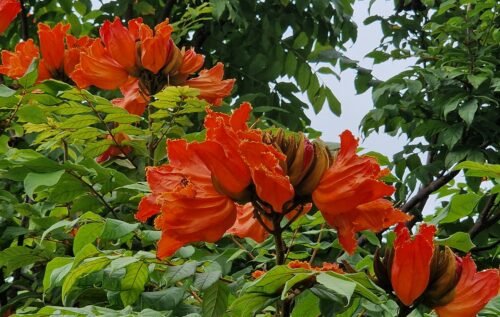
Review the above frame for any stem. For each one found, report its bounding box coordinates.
[309,223,325,265]
[67,170,118,218]
[19,0,29,40]
[272,215,285,266]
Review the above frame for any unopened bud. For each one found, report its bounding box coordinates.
[421,246,459,307]
[162,43,183,77]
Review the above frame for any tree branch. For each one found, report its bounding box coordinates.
[405,170,460,228]
[469,194,498,239]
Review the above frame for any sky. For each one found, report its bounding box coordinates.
[305,0,413,157]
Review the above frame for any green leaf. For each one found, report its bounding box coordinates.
[0,84,16,97]
[291,290,321,317]
[293,32,309,49]
[62,257,111,305]
[104,113,142,124]
[140,287,185,311]
[24,170,65,198]
[229,293,275,317]
[19,59,39,88]
[194,271,222,290]
[458,99,478,126]
[100,219,139,240]
[43,257,73,292]
[120,261,149,306]
[59,115,100,129]
[165,261,198,284]
[82,139,114,157]
[202,281,230,317]
[454,161,500,178]
[0,246,52,274]
[325,88,341,116]
[436,232,475,252]
[439,124,463,149]
[439,193,481,223]
[135,1,155,15]
[73,222,105,254]
[315,273,356,306]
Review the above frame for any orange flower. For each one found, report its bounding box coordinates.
[179,48,205,75]
[318,262,344,274]
[0,39,42,79]
[391,223,436,306]
[434,255,499,317]
[252,270,266,279]
[139,20,174,74]
[71,40,129,89]
[64,34,93,76]
[312,130,410,254]
[185,63,235,105]
[99,18,138,73]
[135,139,237,258]
[193,102,293,211]
[288,260,312,270]
[112,78,149,115]
[96,132,132,163]
[0,0,20,34]
[38,23,70,74]
[227,203,272,243]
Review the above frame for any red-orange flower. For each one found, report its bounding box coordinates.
[0,0,21,34]
[288,260,344,273]
[38,23,70,74]
[96,132,132,163]
[71,40,129,90]
[434,255,499,317]
[112,78,149,116]
[179,48,204,76]
[252,270,266,279]
[99,18,138,73]
[192,102,293,211]
[312,130,410,254]
[227,203,272,243]
[135,139,237,258]
[0,39,41,79]
[185,63,235,105]
[139,20,173,74]
[391,223,436,306]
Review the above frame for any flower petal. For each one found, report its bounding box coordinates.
[313,130,409,253]
[227,203,271,243]
[391,223,436,306]
[0,0,21,34]
[185,63,235,105]
[135,139,237,258]
[435,254,499,317]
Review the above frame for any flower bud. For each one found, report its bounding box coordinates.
[162,43,183,77]
[267,130,331,197]
[420,246,460,307]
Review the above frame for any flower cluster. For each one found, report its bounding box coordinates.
[374,223,499,316]
[0,23,92,82]
[136,103,410,258]
[0,18,234,116]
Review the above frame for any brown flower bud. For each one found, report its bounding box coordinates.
[162,43,183,77]
[420,246,459,307]
[296,139,330,196]
[266,130,331,197]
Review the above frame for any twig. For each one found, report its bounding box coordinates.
[405,170,460,228]
[284,227,299,261]
[469,194,498,238]
[67,170,118,218]
[230,236,255,260]
[309,223,325,265]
